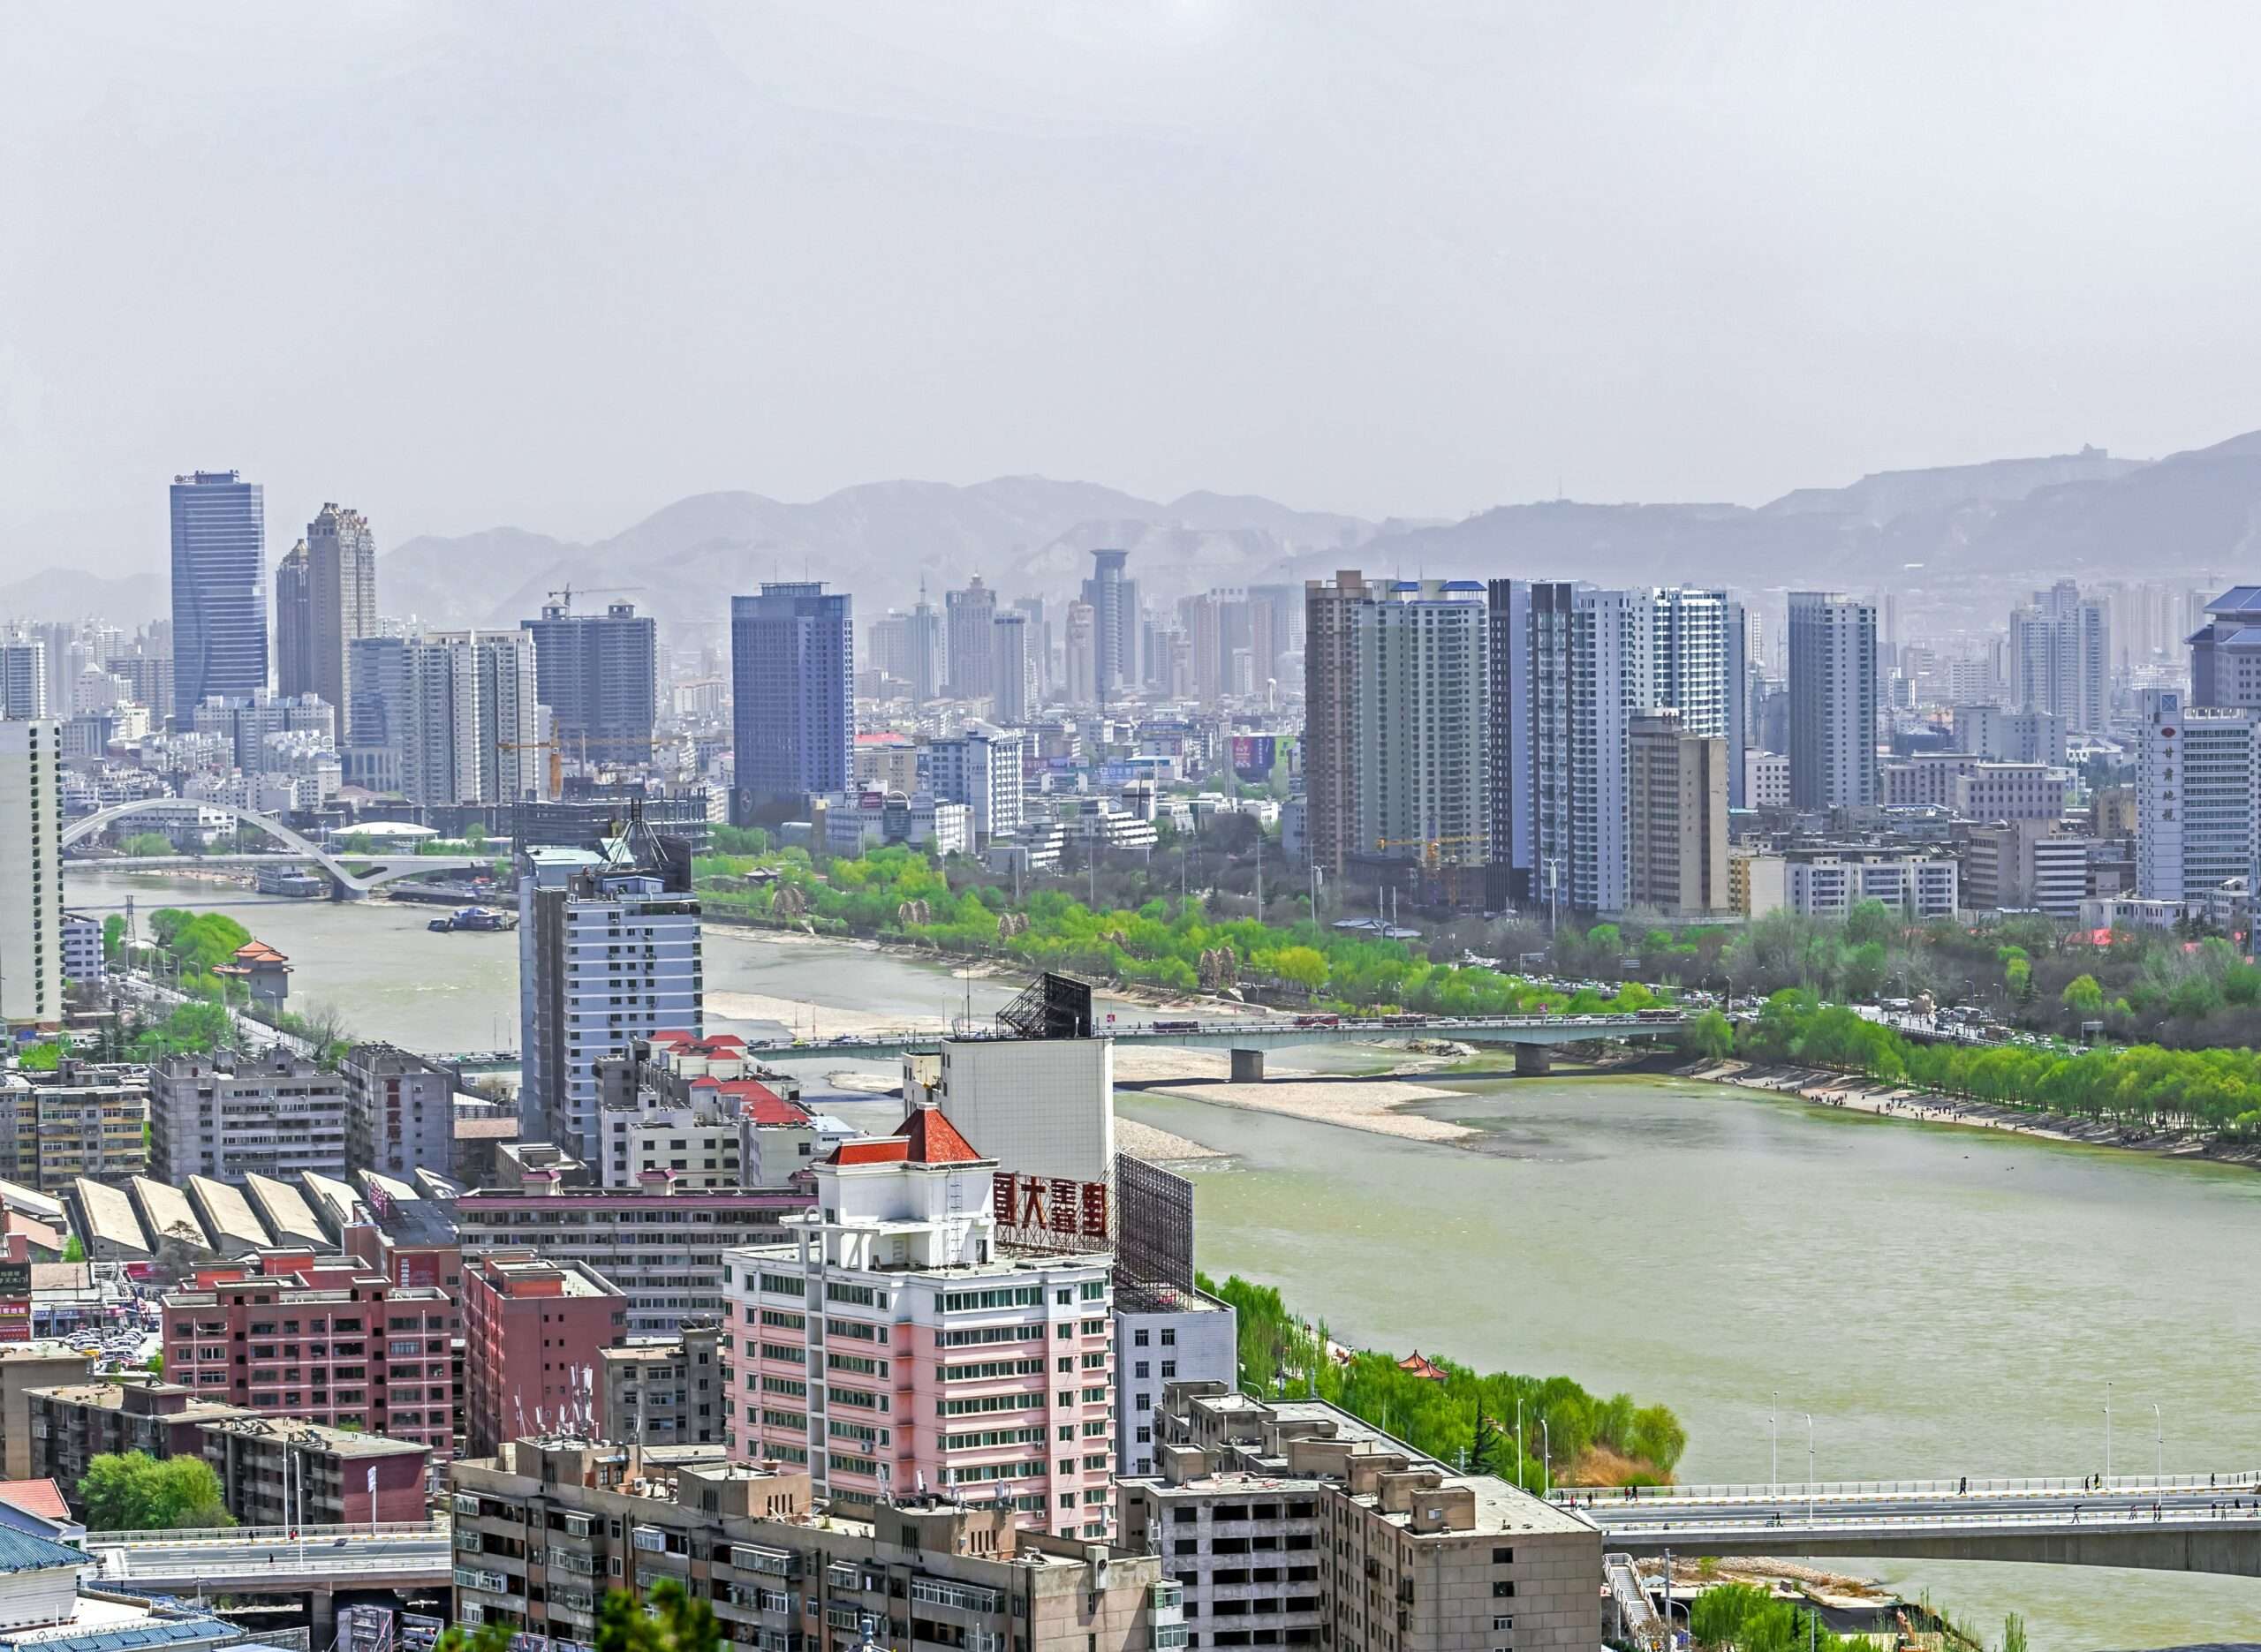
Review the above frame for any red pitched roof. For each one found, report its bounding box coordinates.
[705,1077,808,1127]
[828,1139,910,1166]
[896,1106,985,1165]
[1395,1351,1448,1381]
[0,1481,71,1522]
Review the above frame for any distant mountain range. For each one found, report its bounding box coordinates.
[6,432,2259,636]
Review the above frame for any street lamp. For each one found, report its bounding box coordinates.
[2105,1382,2113,1486]
[1770,1392,1779,1495]
[1804,1414,1815,1526]
[2154,1404,2163,1481]
[1542,1419,1552,1498]
[1516,1399,1525,1495]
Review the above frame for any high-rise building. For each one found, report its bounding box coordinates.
[926,722,1026,846]
[190,688,335,769]
[169,471,267,724]
[2189,585,2261,710]
[1063,600,1098,707]
[0,721,63,1025]
[1788,591,1879,811]
[521,599,658,767]
[944,575,997,700]
[866,610,911,686]
[720,1103,1117,1536]
[400,631,544,806]
[990,611,1034,723]
[730,583,851,823]
[303,503,378,719]
[0,640,44,720]
[1626,710,1728,916]
[1301,570,1372,884]
[2136,687,2258,903]
[905,592,946,706]
[461,1252,627,1456]
[343,634,408,793]
[1011,595,1051,696]
[1082,548,1138,699]
[520,841,703,1165]
[2008,578,2108,733]
[273,540,314,698]
[1485,580,1535,905]
[1354,580,1489,894]
[1526,585,1735,915]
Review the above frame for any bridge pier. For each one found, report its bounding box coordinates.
[1229,1048,1265,1082]
[307,1584,336,1648]
[1514,1042,1552,1076]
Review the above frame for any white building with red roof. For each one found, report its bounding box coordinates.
[721,1100,1116,1542]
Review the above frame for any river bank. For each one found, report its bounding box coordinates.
[1683,1058,2261,1172]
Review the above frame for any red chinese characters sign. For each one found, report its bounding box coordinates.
[993,1171,1108,1241]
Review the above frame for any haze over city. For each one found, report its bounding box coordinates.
[8,0,2261,574]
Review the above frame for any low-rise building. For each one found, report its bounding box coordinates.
[1114,1284,1236,1479]
[450,1174,809,1338]
[200,1414,430,1527]
[1781,847,1960,920]
[1123,1383,1603,1652]
[461,1253,627,1458]
[448,1436,1171,1651]
[598,1321,722,1450]
[26,1380,252,1508]
[148,1052,348,1186]
[0,1346,94,1482]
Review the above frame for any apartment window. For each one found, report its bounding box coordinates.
[1492,1547,1513,1565]
[1133,1329,1149,1346]
[1491,1581,1514,1598]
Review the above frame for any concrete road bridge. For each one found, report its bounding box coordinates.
[64,799,483,896]
[89,1521,450,1637]
[738,1010,1687,1077]
[1561,1472,2261,1575]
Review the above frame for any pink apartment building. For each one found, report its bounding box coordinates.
[720,1104,1117,1542]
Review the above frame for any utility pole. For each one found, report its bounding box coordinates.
[1254,822,1263,917]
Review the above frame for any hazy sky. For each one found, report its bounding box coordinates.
[6,0,2259,574]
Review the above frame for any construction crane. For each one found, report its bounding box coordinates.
[1374,834,1483,871]
[544,584,646,615]
[498,733,682,799]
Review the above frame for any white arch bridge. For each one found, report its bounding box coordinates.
[63,798,485,897]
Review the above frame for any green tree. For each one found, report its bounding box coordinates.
[101,914,125,962]
[435,1620,516,1652]
[1682,1008,1735,1061]
[16,1040,61,1072]
[61,1235,85,1264]
[79,1451,233,1532]
[596,1579,722,1652]
[120,832,175,856]
[465,821,488,850]
[2061,974,2105,1018]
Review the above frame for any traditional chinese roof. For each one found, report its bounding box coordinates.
[896,1105,984,1165]
[1395,1351,1449,1381]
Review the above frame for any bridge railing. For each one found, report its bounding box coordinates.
[1554,1470,2261,1504]
[1601,1504,2261,1537]
[738,1011,1686,1052]
[95,1518,445,1546]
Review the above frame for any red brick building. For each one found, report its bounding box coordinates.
[161,1248,456,1460]
[461,1251,627,1457]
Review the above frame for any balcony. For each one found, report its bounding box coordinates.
[730,1544,801,1579]
[910,1578,1000,1615]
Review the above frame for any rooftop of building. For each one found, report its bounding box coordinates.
[472,1255,623,1299]
[28,1380,249,1426]
[737,1237,1108,1282]
[0,1480,72,1524]
[199,1414,429,1460]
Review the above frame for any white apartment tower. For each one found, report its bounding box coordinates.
[2136,687,2259,904]
[521,847,705,1164]
[926,722,1027,846]
[2008,578,2109,734]
[0,720,64,1025]
[1528,585,1735,914]
[1353,580,1491,882]
[1788,591,1879,811]
[400,630,544,806]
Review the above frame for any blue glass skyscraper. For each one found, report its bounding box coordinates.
[730,582,851,823]
[169,470,267,724]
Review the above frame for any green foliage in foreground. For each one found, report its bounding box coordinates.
[441,1580,722,1652]
[1689,1581,1876,1650]
[1712,987,2261,1135]
[1200,1273,1686,1488]
[80,1451,232,1532]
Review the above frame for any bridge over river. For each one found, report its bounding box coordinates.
[734,1009,1689,1076]
[1562,1472,2261,1576]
